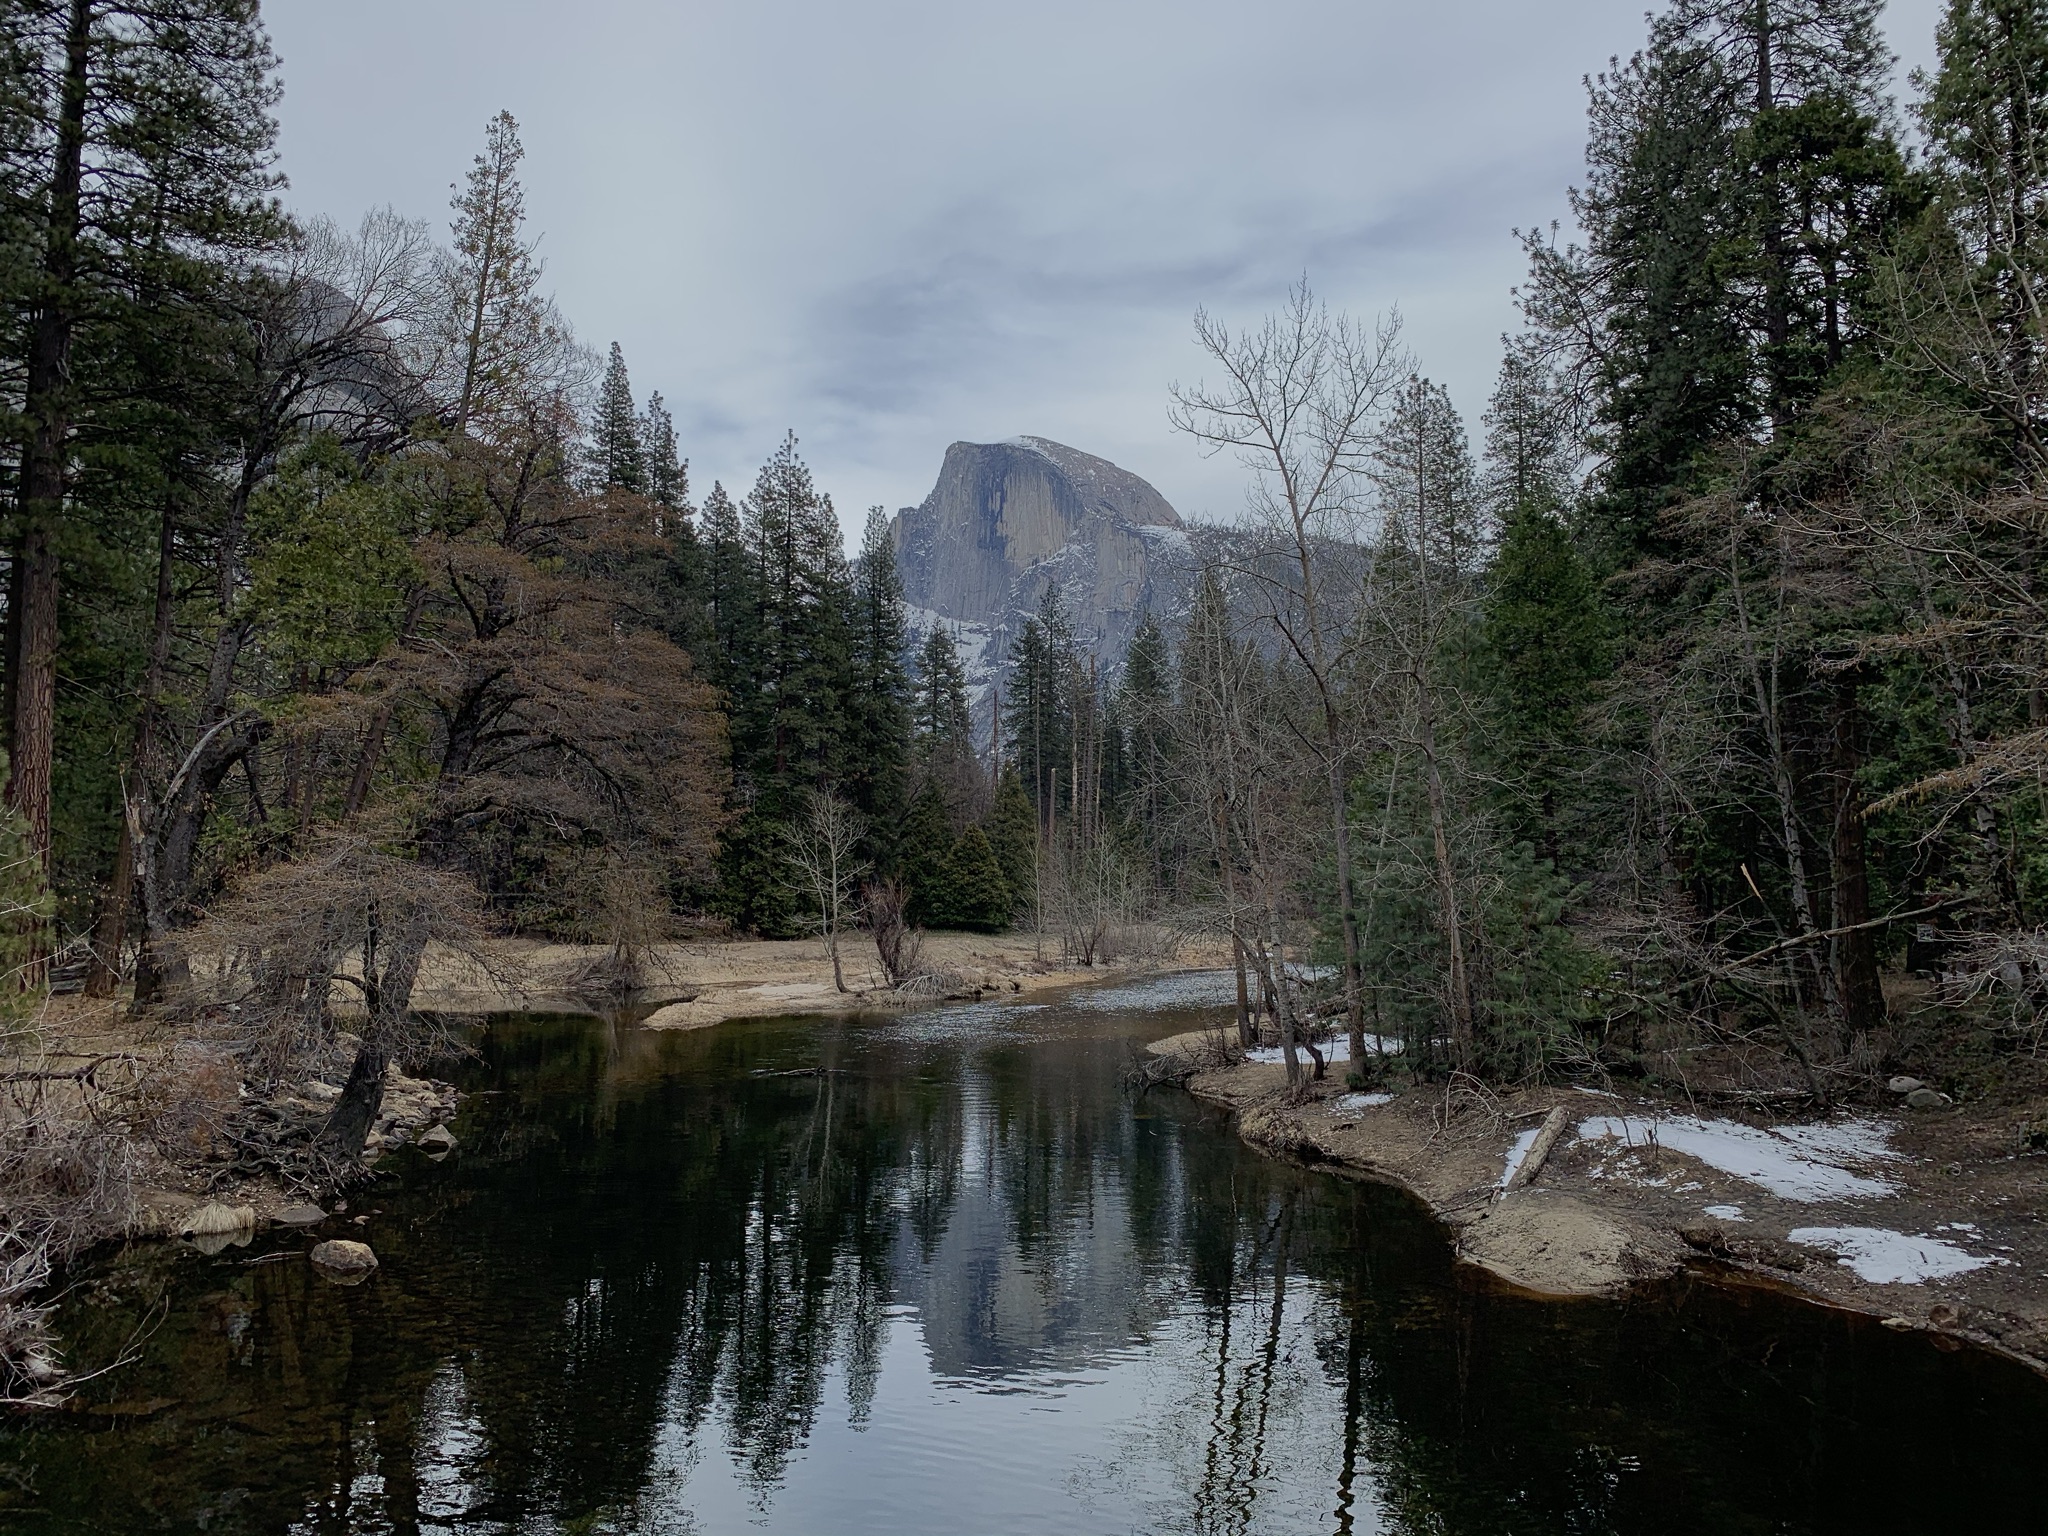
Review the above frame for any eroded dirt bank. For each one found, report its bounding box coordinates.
[1152,1029,2048,1377]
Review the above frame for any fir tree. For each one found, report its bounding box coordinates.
[931,826,1011,932]
[985,768,1037,917]
[846,509,912,844]
[899,779,956,927]
[698,480,754,696]
[1115,613,1175,879]
[1002,588,1076,822]
[2,0,285,872]
[595,341,646,493]
[739,432,849,785]
[914,628,974,747]
[447,110,561,434]
[639,391,690,518]
[1480,509,1610,860]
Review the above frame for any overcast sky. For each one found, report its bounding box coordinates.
[264,0,1947,537]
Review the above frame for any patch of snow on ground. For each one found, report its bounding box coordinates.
[1498,1127,1543,1190]
[1247,1034,1401,1065]
[1704,1204,1747,1221]
[1333,1092,1394,1111]
[1576,1115,1900,1201]
[1768,1120,1898,1163]
[1789,1226,2005,1284]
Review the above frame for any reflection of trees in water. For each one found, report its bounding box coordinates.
[18,1011,2048,1536]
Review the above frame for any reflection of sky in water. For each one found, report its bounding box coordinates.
[1061,969,1240,1012]
[667,1280,1360,1536]
[38,976,2048,1536]
[882,969,1233,1045]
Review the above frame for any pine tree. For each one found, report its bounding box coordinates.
[1002,588,1076,823]
[1481,337,1578,520]
[1481,510,1610,860]
[1527,0,1906,560]
[447,110,561,434]
[932,826,1011,932]
[985,768,1037,917]
[1116,612,1174,880]
[899,779,956,926]
[1375,376,1487,578]
[639,391,690,518]
[741,433,849,789]
[1914,0,2048,456]
[914,628,973,746]
[698,480,754,695]
[595,341,646,493]
[2,0,284,872]
[846,509,912,844]
[1478,341,1609,860]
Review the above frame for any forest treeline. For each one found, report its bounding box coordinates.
[1136,0,2048,1102]
[5,0,2048,1134]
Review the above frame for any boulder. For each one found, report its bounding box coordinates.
[275,1202,328,1227]
[309,1240,378,1283]
[417,1124,457,1153]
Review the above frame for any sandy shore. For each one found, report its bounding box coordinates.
[1151,1028,2048,1377]
[410,930,1214,1027]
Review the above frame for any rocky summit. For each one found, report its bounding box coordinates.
[889,437,1193,711]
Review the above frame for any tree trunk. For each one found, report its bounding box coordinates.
[1416,692,1475,1067]
[1260,900,1301,1089]
[133,712,267,1003]
[1730,529,1839,1025]
[1325,743,1366,1080]
[317,1039,388,1164]
[1830,678,1884,1031]
[1232,936,1254,1049]
[317,910,429,1166]
[6,0,94,893]
[85,488,178,997]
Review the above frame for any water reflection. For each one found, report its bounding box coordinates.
[6,980,2047,1534]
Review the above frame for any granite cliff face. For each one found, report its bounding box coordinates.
[890,437,1193,708]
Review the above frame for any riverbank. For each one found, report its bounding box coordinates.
[1152,1028,2048,1377]
[409,929,1211,1026]
[10,933,1211,1239]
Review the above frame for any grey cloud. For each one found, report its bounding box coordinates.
[265,0,1951,532]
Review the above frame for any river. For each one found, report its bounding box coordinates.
[5,972,2045,1533]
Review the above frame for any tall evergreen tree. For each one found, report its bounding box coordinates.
[985,767,1036,917]
[639,390,690,518]
[845,508,911,842]
[913,627,973,747]
[697,480,753,696]
[1002,588,1076,824]
[445,110,561,435]
[741,432,848,788]
[1478,343,1609,861]
[594,341,646,493]
[2,0,285,871]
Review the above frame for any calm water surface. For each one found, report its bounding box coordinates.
[6,973,2047,1534]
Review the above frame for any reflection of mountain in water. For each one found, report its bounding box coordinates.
[890,1069,1173,1381]
[22,983,2048,1536]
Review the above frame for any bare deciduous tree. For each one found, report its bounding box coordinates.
[780,790,870,992]
[1172,280,1407,1073]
